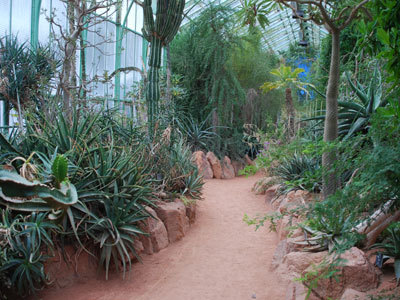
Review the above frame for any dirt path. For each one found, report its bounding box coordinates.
[41,175,287,300]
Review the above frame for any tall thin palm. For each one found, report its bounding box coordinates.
[261,64,313,139]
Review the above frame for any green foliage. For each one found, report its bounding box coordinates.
[170,4,245,131]
[358,0,400,84]
[261,64,313,94]
[150,135,204,199]
[238,165,258,177]
[236,0,273,29]
[0,109,166,283]
[0,211,58,297]
[243,212,283,232]
[176,114,217,152]
[306,64,386,138]
[273,153,321,193]
[86,194,147,280]
[231,32,282,129]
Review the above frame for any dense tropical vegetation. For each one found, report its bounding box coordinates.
[0,0,399,298]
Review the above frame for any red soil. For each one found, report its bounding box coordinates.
[40,174,287,300]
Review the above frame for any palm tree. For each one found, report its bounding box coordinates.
[261,64,313,139]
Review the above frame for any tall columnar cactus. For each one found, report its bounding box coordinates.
[143,0,185,136]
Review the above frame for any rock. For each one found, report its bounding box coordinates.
[271,195,286,210]
[206,152,223,179]
[252,177,279,195]
[277,215,301,240]
[340,289,367,300]
[186,202,196,225]
[271,239,295,271]
[271,237,307,271]
[133,239,144,254]
[309,247,379,300]
[192,151,213,179]
[221,156,235,179]
[231,160,245,176]
[278,190,315,213]
[139,207,169,254]
[275,249,328,284]
[154,199,189,243]
[285,282,319,300]
[244,154,255,166]
[265,184,281,202]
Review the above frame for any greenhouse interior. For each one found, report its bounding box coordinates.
[0,0,399,299]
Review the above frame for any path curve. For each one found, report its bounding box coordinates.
[41,174,287,300]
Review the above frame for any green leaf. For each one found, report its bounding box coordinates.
[377,28,390,46]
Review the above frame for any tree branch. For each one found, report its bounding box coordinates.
[339,0,370,31]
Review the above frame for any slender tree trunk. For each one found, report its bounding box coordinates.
[285,87,295,140]
[322,30,340,198]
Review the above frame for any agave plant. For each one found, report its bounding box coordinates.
[307,65,385,139]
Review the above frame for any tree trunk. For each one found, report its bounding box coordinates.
[285,87,295,140]
[322,30,340,199]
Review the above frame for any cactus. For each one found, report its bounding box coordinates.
[52,154,68,188]
[142,0,185,136]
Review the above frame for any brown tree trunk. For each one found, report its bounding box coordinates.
[322,30,340,199]
[285,87,295,139]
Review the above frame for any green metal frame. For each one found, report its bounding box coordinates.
[31,0,42,50]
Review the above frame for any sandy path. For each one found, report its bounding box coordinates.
[41,175,287,300]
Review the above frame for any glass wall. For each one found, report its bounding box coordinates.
[0,0,146,126]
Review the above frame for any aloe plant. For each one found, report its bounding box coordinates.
[306,65,385,139]
[0,170,77,210]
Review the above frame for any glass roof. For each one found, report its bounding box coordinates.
[183,0,328,52]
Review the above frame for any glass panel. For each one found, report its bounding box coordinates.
[135,3,143,32]
[38,0,52,44]
[0,0,10,36]
[11,0,32,42]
